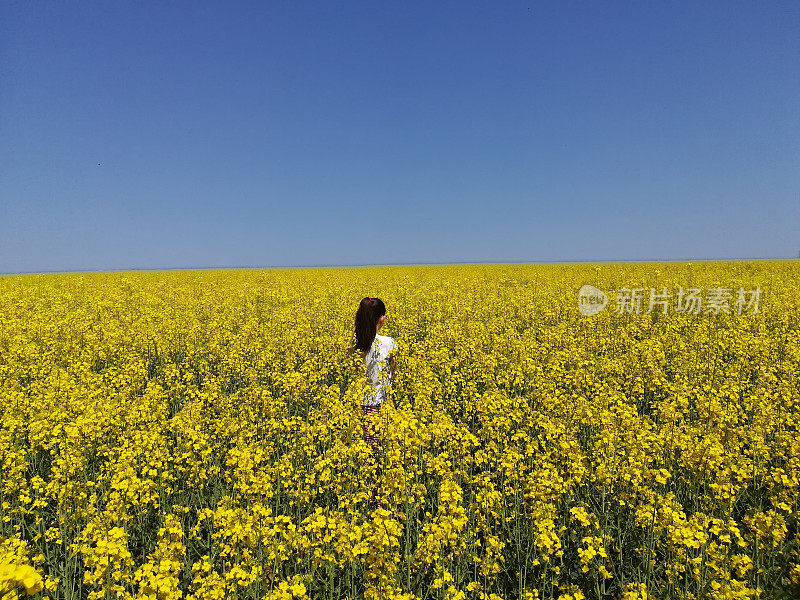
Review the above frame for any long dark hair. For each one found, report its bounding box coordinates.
[353,297,386,353]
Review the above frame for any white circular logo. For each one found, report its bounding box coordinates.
[578,285,608,316]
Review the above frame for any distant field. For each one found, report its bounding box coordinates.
[1,262,798,600]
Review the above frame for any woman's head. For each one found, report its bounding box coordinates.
[354,297,386,352]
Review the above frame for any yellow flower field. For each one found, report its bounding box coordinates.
[1,261,798,600]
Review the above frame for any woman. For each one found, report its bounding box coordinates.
[353,296,396,444]
[352,296,396,508]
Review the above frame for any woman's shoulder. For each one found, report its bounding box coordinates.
[376,334,396,349]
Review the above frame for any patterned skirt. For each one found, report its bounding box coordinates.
[360,403,382,449]
[360,403,384,507]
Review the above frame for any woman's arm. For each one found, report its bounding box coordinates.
[389,353,397,386]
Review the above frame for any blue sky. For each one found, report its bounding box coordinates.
[2,1,798,273]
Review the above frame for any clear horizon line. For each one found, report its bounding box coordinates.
[2,256,797,276]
